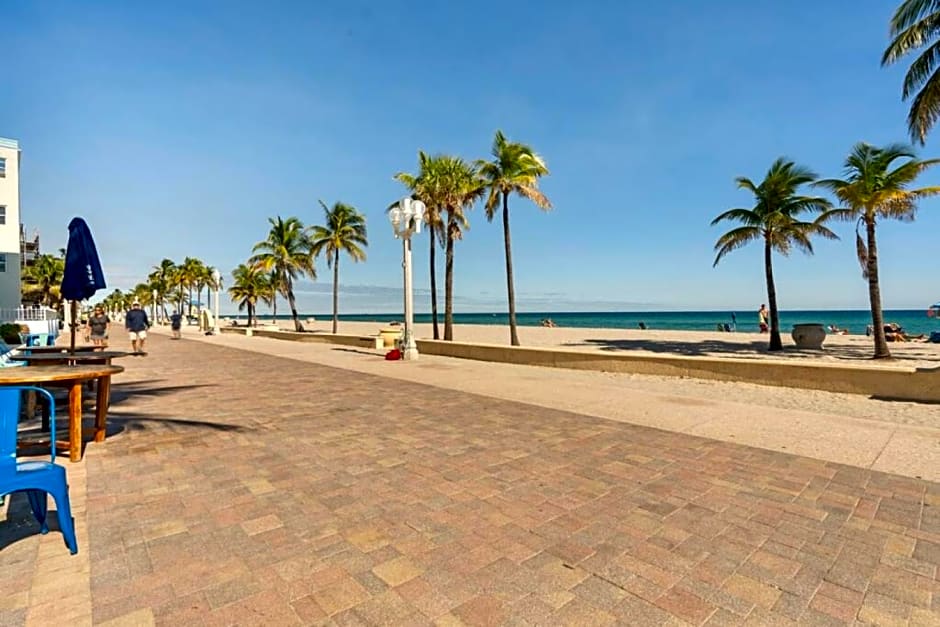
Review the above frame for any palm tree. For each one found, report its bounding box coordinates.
[251,216,315,332]
[310,201,368,334]
[167,265,188,316]
[883,0,940,143]
[180,257,203,316]
[149,258,176,319]
[21,253,65,307]
[229,263,271,328]
[712,158,837,351]
[816,143,940,358]
[421,156,483,340]
[396,151,446,339]
[478,131,552,346]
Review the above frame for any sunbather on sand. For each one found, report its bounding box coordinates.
[884,323,926,342]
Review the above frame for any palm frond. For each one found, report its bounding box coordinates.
[710,208,760,226]
[884,7,940,64]
[712,226,761,266]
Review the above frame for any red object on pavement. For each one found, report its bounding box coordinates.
[385,349,402,361]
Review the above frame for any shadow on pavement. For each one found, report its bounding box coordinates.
[0,492,68,553]
[107,383,218,406]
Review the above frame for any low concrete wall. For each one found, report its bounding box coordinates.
[220,328,940,403]
[221,327,375,348]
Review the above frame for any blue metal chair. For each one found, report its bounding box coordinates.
[0,386,78,554]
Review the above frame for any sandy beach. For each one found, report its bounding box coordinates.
[264,318,940,370]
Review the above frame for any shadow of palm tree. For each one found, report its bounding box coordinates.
[107,383,219,406]
[102,412,252,436]
[567,338,774,358]
[565,337,936,365]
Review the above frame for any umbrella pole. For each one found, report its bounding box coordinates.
[70,300,77,355]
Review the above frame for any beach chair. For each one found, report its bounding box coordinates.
[0,387,78,554]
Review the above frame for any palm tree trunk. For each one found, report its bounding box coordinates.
[429,223,440,340]
[501,194,520,346]
[272,293,277,321]
[286,278,303,332]
[764,239,783,351]
[866,217,891,359]
[332,250,340,334]
[444,213,456,341]
[248,302,254,329]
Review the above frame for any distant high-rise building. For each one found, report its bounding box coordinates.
[0,137,22,309]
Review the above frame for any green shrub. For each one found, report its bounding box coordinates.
[0,323,23,345]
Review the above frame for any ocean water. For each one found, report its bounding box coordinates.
[270,309,940,336]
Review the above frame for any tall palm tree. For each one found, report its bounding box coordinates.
[883,0,940,143]
[21,253,65,307]
[396,151,446,339]
[478,130,552,346]
[167,265,188,316]
[816,143,940,358]
[712,158,837,351]
[435,156,484,341]
[251,216,315,332]
[180,257,204,316]
[229,263,271,328]
[310,201,368,334]
[149,258,176,319]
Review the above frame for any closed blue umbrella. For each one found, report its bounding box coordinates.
[60,218,106,352]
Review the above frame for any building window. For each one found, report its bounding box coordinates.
[0,157,5,177]
[0,254,6,272]
[0,206,5,225]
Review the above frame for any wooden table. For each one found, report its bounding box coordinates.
[19,345,102,355]
[0,364,124,462]
[16,351,130,366]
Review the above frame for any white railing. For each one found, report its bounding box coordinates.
[0,305,58,322]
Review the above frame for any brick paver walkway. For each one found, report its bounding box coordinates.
[6,331,940,625]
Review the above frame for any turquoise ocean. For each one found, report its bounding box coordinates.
[285,310,940,336]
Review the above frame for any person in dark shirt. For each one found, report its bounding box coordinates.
[86,306,110,347]
[170,311,183,340]
[125,302,150,354]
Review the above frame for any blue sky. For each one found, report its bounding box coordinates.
[5,0,939,313]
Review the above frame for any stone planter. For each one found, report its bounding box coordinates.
[791,323,826,350]
[379,327,402,348]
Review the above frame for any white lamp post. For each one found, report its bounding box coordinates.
[212,268,221,336]
[389,197,425,360]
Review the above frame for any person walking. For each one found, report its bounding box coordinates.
[170,311,183,339]
[125,301,150,354]
[86,305,110,347]
[758,304,769,333]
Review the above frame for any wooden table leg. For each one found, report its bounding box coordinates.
[94,375,111,442]
[69,380,82,462]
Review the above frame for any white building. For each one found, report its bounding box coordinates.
[0,137,21,310]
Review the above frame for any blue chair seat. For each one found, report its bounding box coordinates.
[0,387,77,554]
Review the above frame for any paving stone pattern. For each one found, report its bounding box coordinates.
[24,333,940,624]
